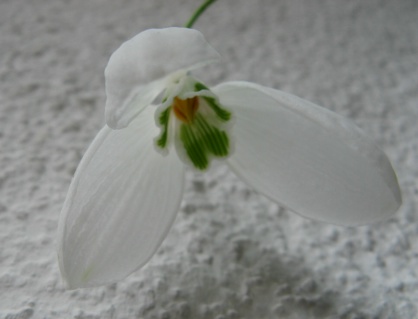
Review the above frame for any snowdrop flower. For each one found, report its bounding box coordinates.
[57,27,401,288]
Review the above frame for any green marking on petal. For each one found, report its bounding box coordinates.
[195,82,231,122]
[195,82,210,92]
[179,113,230,170]
[195,115,229,156]
[203,96,231,121]
[156,107,170,148]
[159,106,170,126]
[180,124,209,170]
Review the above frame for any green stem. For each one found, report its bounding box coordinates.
[184,0,218,28]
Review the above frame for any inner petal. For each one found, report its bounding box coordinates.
[154,76,234,171]
[178,113,230,170]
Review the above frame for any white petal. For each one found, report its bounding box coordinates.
[213,82,401,226]
[105,27,221,129]
[105,77,167,129]
[57,105,185,288]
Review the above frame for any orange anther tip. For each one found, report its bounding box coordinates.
[173,96,199,123]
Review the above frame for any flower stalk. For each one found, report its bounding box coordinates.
[184,0,218,28]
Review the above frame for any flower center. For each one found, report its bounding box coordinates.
[172,96,199,123]
[155,77,234,171]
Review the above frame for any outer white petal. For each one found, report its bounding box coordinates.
[213,82,401,226]
[57,105,185,288]
[105,27,221,129]
[105,77,167,130]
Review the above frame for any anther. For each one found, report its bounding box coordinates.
[173,96,199,123]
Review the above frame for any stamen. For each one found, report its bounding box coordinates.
[173,96,199,123]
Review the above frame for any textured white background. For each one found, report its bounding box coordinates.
[1,0,417,318]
